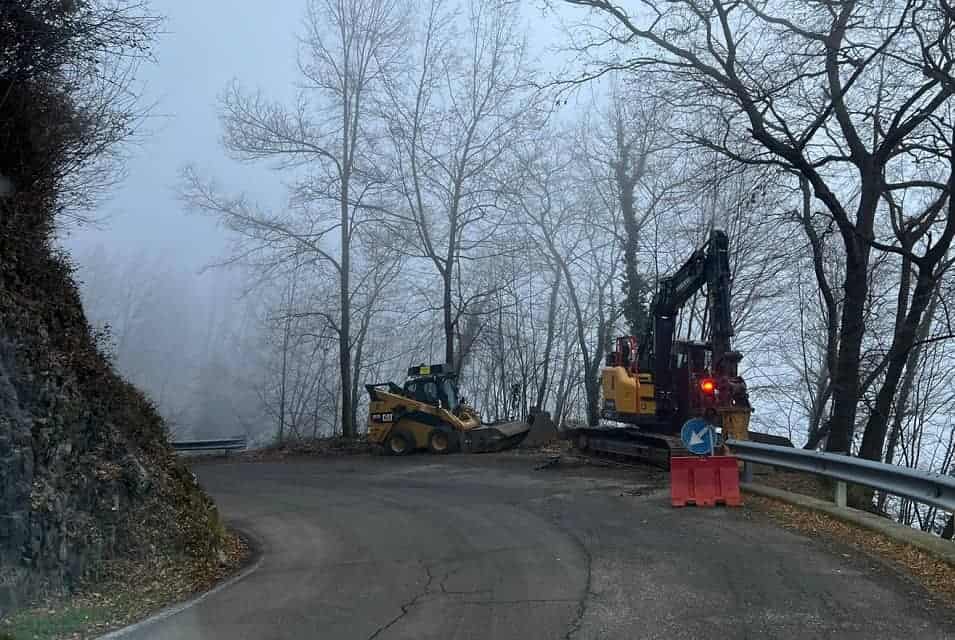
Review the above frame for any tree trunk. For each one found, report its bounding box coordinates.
[803,380,831,450]
[584,370,600,427]
[859,274,937,461]
[278,316,289,444]
[553,329,574,428]
[277,260,300,444]
[804,418,831,451]
[825,258,868,454]
[798,178,838,451]
[535,270,561,409]
[443,267,454,368]
[558,261,595,425]
[339,166,353,437]
[617,166,645,337]
[350,325,366,436]
[883,287,938,465]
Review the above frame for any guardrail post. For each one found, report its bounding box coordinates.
[834,481,847,508]
[742,461,753,483]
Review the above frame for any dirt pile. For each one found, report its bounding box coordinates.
[520,411,559,448]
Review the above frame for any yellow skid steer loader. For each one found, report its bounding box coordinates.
[366,364,532,454]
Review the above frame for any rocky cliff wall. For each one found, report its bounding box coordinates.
[0,199,225,616]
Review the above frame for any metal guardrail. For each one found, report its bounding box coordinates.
[727,439,955,512]
[171,437,247,453]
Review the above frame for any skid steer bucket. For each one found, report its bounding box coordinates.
[462,421,531,453]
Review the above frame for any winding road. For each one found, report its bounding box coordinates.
[120,454,954,639]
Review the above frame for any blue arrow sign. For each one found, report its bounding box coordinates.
[681,418,716,456]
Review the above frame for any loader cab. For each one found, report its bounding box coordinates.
[403,364,459,411]
[404,378,440,405]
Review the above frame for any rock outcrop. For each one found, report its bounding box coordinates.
[0,201,225,615]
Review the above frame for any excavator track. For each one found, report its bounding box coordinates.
[565,426,792,469]
[565,427,684,469]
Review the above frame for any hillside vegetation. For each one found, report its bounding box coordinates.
[0,1,225,615]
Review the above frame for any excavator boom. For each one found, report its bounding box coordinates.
[570,229,791,466]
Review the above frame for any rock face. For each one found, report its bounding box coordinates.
[0,206,224,616]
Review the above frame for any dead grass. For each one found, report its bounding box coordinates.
[239,436,371,461]
[1,530,251,640]
[755,470,834,501]
[749,494,955,604]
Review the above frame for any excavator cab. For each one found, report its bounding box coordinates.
[601,230,754,437]
[606,336,639,373]
[601,337,657,423]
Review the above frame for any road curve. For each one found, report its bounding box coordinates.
[119,455,954,639]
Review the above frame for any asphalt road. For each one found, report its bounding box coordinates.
[121,454,955,639]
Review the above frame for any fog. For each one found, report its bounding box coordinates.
[59,0,574,443]
[53,3,955,540]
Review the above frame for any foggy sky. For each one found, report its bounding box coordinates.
[61,1,575,272]
[62,0,303,270]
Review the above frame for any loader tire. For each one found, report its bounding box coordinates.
[386,431,414,456]
[428,430,453,454]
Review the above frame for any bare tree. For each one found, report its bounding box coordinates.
[347,238,404,428]
[511,131,622,425]
[383,0,539,370]
[592,82,682,337]
[535,265,562,411]
[0,1,159,229]
[558,1,955,462]
[182,0,408,437]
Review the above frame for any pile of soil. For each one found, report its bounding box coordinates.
[520,411,559,448]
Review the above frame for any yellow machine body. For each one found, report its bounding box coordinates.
[717,407,752,441]
[365,364,531,455]
[367,388,480,449]
[601,368,656,418]
[601,361,752,438]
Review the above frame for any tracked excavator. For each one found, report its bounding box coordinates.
[366,364,534,454]
[567,229,792,466]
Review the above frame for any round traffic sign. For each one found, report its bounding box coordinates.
[681,418,716,455]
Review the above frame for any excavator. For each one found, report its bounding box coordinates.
[365,364,536,454]
[567,229,791,466]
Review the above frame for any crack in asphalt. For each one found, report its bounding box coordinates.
[365,491,599,639]
[366,564,435,640]
[459,598,581,605]
[365,556,586,639]
[561,525,595,640]
[437,566,491,596]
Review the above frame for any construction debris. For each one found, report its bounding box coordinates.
[520,410,559,448]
